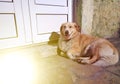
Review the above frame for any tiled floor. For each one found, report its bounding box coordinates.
[0,37,119,84]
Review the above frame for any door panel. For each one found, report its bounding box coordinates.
[0,0,12,2]
[29,0,72,43]
[35,0,67,6]
[0,0,25,49]
[36,14,67,34]
[0,14,17,39]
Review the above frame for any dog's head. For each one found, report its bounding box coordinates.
[60,22,80,40]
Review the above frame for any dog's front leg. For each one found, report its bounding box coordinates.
[67,51,75,60]
[57,47,67,57]
[67,49,80,61]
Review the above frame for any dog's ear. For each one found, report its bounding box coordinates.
[60,24,63,35]
[74,23,81,32]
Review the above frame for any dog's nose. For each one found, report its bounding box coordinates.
[65,30,69,36]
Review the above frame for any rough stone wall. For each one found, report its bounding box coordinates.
[91,0,120,38]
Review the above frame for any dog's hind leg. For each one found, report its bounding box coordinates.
[80,41,99,64]
[92,59,110,67]
[81,47,99,64]
[92,44,119,67]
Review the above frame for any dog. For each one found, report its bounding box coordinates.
[58,22,119,67]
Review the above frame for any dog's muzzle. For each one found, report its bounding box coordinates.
[65,30,69,36]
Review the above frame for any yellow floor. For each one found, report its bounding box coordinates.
[0,43,119,84]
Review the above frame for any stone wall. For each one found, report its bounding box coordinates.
[91,0,120,38]
[76,0,120,37]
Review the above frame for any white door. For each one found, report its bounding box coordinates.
[0,0,25,49]
[29,0,72,43]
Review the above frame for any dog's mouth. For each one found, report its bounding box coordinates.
[63,30,73,40]
[65,30,69,36]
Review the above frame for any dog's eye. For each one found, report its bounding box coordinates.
[63,26,66,28]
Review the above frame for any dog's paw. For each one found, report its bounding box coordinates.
[81,59,90,64]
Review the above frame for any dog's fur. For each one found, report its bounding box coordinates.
[58,22,119,67]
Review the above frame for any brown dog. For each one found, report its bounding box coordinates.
[58,22,119,67]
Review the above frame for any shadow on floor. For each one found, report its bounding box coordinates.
[48,32,60,46]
